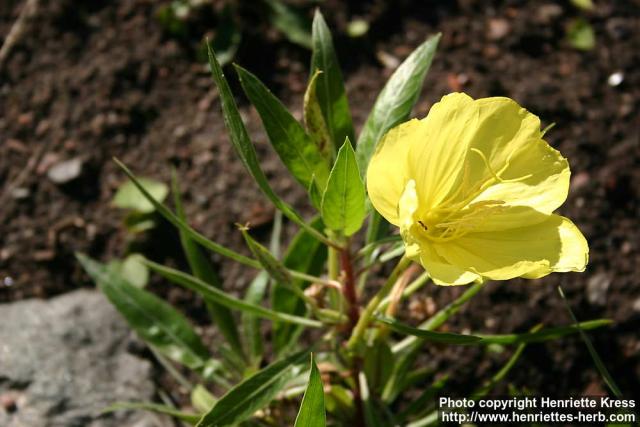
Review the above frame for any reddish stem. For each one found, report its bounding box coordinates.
[340,247,359,329]
[339,245,365,427]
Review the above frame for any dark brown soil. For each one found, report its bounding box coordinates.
[1,0,639,401]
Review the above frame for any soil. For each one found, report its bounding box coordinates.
[1,0,639,404]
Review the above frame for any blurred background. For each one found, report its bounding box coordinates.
[1,0,638,401]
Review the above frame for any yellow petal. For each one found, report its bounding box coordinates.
[397,179,421,258]
[367,119,422,225]
[464,97,570,214]
[433,214,588,280]
[419,241,480,286]
[407,96,570,216]
[407,93,476,210]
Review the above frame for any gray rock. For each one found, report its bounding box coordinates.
[0,290,170,427]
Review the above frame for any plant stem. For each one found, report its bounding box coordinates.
[336,239,366,426]
[340,243,360,329]
[346,255,412,351]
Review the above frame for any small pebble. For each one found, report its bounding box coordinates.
[586,272,611,306]
[607,71,624,87]
[487,18,511,40]
[11,187,30,199]
[47,158,83,184]
[376,50,400,69]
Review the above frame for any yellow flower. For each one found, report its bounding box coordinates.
[367,93,588,285]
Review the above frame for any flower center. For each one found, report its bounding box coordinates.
[404,147,533,243]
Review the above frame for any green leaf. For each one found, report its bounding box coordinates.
[359,374,388,427]
[197,350,309,426]
[304,70,332,161]
[104,402,200,424]
[207,43,333,247]
[294,354,326,427]
[324,385,355,419]
[398,375,448,420]
[123,211,158,233]
[375,316,482,345]
[172,173,245,360]
[243,211,284,367]
[363,339,394,394]
[120,254,149,288]
[382,282,485,403]
[321,139,366,236]
[558,286,622,397]
[567,18,595,51]
[310,10,354,152]
[477,319,612,345]
[77,254,210,372]
[272,217,327,355]
[570,0,594,11]
[243,271,269,367]
[112,177,168,213]
[144,259,323,328]
[191,385,217,414]
[239,226,292,286]
[473,337,531,398]
[235,64,329,201]
[108,253,149,288]
[356,34,440,176]
[347,19,369,38]
[115,159,259,268]
[211,4,242,66]
[265,0,312,49]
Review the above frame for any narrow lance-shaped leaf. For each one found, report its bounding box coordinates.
[356,34,441,176]
[294,354,326,427]
[239,225,292,286]
[207,43,333,247]
[115,159,259,268]
[172,172,245,360]
[472,326,543,398]
[272,216,327,355]
[240,225,326,354]
[197,350,309,427]
[382,282,485,404]
[398,375,449,420]
[191,385,217,414]
[77,254,211,372]
[375,316,482,345]
[304,70,332,161]
[265,0,312,49]
[392,281,486,354]
[144,259,322,328]
[321,138,366,236]
[363,338,394,395]
[243,271,269,367]
[243,211,283,367]
[476,319,612,345]
[234,64,329,202]
[558,286,622,397]
[310,10,354,152]
[358,373,386,427]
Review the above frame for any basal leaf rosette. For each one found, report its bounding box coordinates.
[367,92,589,285]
